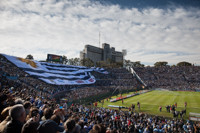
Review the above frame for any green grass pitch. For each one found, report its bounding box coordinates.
[97,90,200,119]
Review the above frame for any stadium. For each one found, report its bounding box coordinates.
[0,53,200,133]
[1,0,200,133]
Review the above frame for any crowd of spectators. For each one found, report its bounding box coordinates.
[64,87,110,101]
[0,54,139,102]
[1,91,200,133]
[93,68,139,92]
[1,54,200,132]
[133,66,200,91]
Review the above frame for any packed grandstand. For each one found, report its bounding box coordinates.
[0,53,200,133]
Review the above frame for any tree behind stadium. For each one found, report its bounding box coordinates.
[25,54,34,60]
[80,58,94,67]
[177,61,192,66]
[154,61,168,67]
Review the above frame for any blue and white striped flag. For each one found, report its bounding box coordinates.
[3,54,108,85]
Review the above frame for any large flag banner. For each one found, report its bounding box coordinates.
[3,54,108,85]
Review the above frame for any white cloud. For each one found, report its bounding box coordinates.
[0,0,200,65]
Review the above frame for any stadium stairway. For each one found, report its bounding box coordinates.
[129,67,147,87]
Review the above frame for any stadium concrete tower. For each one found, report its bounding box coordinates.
[80,43,124,65]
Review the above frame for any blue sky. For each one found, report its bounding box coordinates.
[97,0,200,9]
[0,0,200,65]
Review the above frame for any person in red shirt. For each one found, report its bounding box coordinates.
[94,102,97,107]
[159,106,162,112]
[170,106,172,113]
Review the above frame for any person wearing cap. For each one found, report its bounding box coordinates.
[37,119,64,133]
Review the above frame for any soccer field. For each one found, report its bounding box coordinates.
[98,90,200,118]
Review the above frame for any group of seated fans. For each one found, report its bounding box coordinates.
[134,66,200,91]
[0,94,200,133]
[1,54,200,133]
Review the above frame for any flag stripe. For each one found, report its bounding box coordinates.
[23,68,87,76]
[26,71,90,80]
